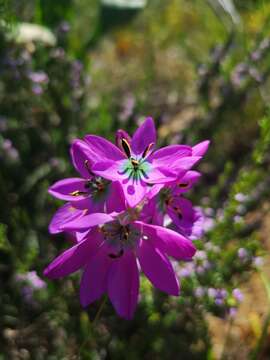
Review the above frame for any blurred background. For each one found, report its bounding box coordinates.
[1,0,270,359]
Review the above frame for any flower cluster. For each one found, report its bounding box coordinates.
[44,118,209,319]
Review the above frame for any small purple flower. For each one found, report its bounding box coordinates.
[194,286,205,298]
[229,307,237,318]
[32,84,43,95]
[215,298,224,306]
[28,71,49,84]
[253,256,264,268]
[232,288,244,303]
[2,139,19,161]
[119,93,136,122]
[208,288,217,298]
[234,193,249,202]
[16,271,47,290]
[238,247,248,260]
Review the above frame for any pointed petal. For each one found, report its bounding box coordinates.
[138,239,179,296]
[80,245,111,307]
[49,203,85,234]
[48,178,88,201]
[192,140,210,156]
[115,129,131,150]
[108,251,139,319]
[135,221,196,260]
[171,156,202,171]
[44,229,103,279]
[131,117,156,155]
[61,213,114,232]
[84,135,124,161]
[70,139,97,178]
[149,145,192,165]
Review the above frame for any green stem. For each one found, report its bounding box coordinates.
[79,296,107,354]
[93,296,107,326]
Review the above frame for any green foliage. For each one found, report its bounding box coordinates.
[1,0,270,359]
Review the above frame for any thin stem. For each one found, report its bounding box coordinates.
[93,296,107,326]
[79,296,107,354]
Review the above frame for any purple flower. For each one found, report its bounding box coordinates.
[44,205,196,319]
[28,71,49,84]
[45,118,209,319]
[238,247,248,260]
[88,117,202,207]
[32,84,43,95]
[194,287,205,298]
[232,288,244,303]
[253,256,264,268]
[208,288,217,298]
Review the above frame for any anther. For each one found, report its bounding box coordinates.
[121,138,131,158]
[84,160,95,177]
[142,142,154,159]
[109,249,124,259]
[70,190,88,196]
[131,158,139,169]
[178,183,189,188]
[173,206,183,220]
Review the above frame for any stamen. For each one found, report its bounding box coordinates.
[109,249,124,259]
[173,206,183,220]
[84,160,95,177]
[131,158,139,169]
[142,142,154,158]
[70,190,88,196]
[178,183,189,188]
[121,138,131,158]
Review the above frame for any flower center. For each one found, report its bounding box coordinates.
[101,220,140,258]
[118,138,153,182]
[119,157,151,182]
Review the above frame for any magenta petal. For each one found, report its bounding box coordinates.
[108,251,139,319]
[192,140,210,156]
[49,203,84,234]
[115,129,131,149]
[172,170,201,194]
[167,197,195,232]
[70,140,96,178]
[147,166,179,184]
[146,183,164,201]
[92,160,122,181]
[106,181,126,213]
[131,117,156,155]
[171,156,202,171]
[138,239,179,296]
[135,221,196,260]
[61,213,114,232]
[122,180,147,208]
[149,145,192,165]
[44,229,103,279]
[80,245,111,307]
[84,135,124,161]
[48,178,88,201]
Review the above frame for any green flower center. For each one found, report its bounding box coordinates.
[120,157,151,182]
